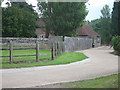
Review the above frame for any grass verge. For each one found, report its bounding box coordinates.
[1,52,88,68]
[39,74,119,88]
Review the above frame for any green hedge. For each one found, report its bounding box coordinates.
[112,36,120,55]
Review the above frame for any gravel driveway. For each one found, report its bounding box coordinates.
[1,46,118,88]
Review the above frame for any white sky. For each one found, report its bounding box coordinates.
[85,0,115,21]
[1,0,11,7]
[1,0,115,21]
[27,0,115,21]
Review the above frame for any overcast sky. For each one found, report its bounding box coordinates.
[85,0,115,21]
[27,0,115,21]
[2,0,115,21]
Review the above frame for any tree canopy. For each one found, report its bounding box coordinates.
[111,1,120,36]
[88,4,112,44]
[2,2,38,37]
[100,4,110,18]
[37,2,88,37]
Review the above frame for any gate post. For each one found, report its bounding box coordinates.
[51,43,54,60]
[9,40,13,64]
[36,40,39,62]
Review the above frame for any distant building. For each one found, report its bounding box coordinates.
[35,18,53,39]
[78,24,101,47]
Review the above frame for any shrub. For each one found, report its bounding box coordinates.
[112,36,120,55]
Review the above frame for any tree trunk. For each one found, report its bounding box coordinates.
[45,29,50,38]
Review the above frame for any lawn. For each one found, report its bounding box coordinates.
[39,74,119,88]
[1,47,88,68]
[1,47,51,64]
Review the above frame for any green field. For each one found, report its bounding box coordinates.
[1,47,51,64]
[40,74,119,88]
[1,47,88,68]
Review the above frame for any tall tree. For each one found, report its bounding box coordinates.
[88,4,112,44]
[38,2,88,37]
[0,1,1,37]
[2,2,38,37]
[111,1,120,36]
[100,4,110,18]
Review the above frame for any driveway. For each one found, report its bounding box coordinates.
[1,46,118,88]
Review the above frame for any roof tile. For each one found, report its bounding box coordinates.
[78,24,100,37]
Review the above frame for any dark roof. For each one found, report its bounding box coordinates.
[78,24,100,37]
[36,18,45,26]
[35,28,46,36]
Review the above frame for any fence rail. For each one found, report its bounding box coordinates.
[0,48,51,51]
[0,40,63,64]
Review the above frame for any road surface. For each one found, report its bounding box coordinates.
[1,46,118,88]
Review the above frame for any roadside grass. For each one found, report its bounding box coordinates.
[40,74,119,88]
[1,48,88,68]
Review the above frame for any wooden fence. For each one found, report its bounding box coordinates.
[64,37,92,52]
[0,40,64,64]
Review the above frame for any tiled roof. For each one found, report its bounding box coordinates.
[78,24,100,37]
[35,28,46,36]
[36,18,45,26]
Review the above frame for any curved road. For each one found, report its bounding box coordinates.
[1,46,118,88]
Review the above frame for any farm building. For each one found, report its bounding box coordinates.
[78,24,101,47]
[35,18,53,39]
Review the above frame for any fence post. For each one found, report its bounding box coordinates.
[54,42,56,56]
[58,42,60,55]
[62,42,64,52]
[59,42,62,55]
[59,42,61,55]
[55,42,57,56]
[51,43,54,60]
[9,40,13,64]
[36,40,39,62]
[57,42,60,55]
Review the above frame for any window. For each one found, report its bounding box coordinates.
[97,37,100,43]
[88,36,92,39]
[40,35,44,40]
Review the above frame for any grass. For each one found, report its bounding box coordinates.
[1,47,88,68]
[1,47,51,64]
[41,74,119,88]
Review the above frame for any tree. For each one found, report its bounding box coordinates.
[111,1,120,36]
[2,2,38,37]
[88,4,112,44]
[100,4,110,18]
[112,36,120,55]
[0,1,1,37]
[38,2,88,37]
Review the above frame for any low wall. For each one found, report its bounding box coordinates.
[0,36,93,52]
[0,37,48,47]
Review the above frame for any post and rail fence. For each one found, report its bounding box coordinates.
[0,40,64,64]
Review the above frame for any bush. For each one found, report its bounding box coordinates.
[112,36,120,55]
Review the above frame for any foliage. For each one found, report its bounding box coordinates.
[111,2,120,36]
[88,4,112,44]
[100,5,110,18]
[112,36,120,55]
[0,1,1,37]
[2,2,38,37]
[37,2,88,37]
